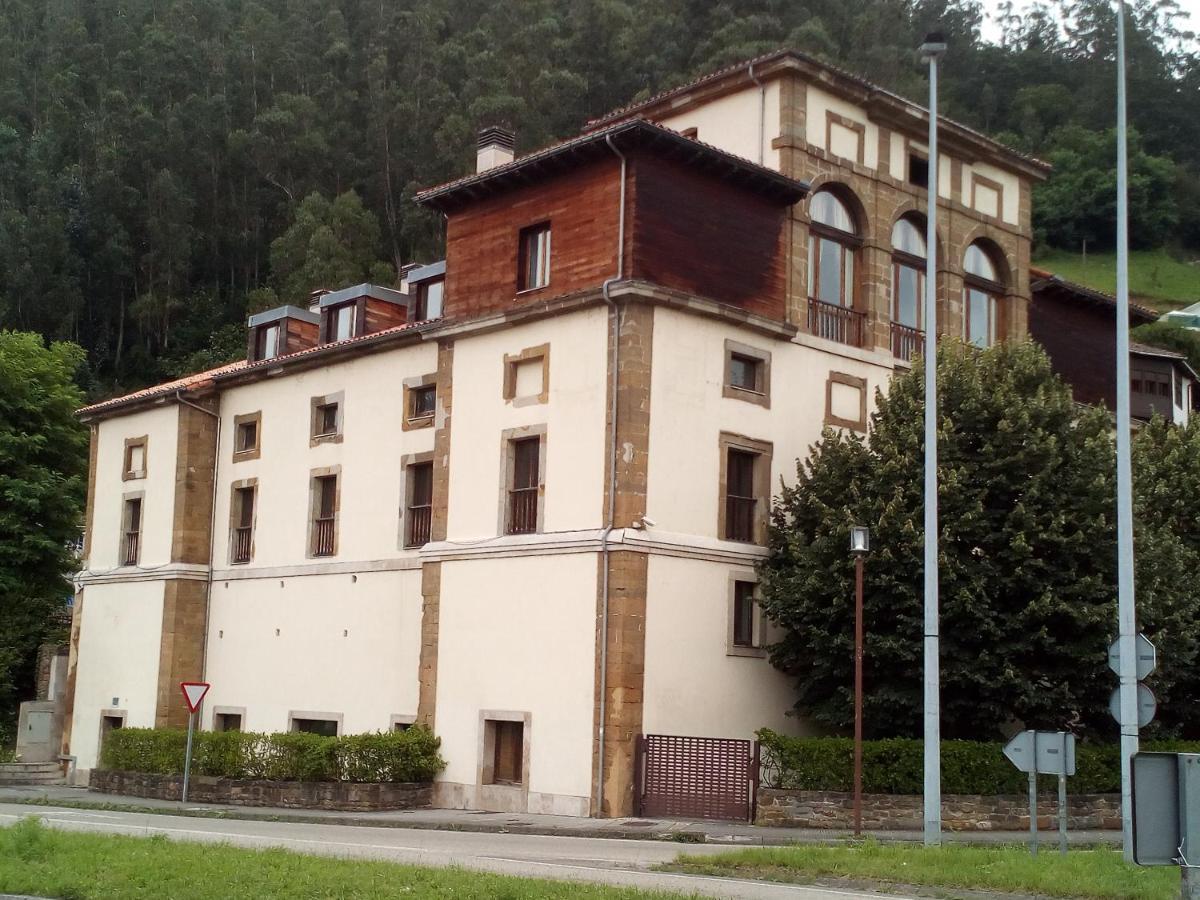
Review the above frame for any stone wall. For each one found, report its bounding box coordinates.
[756,788,1122,831]
[90,769,432,812]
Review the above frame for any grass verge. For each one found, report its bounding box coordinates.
[663,841,1179,900]
[1033,248,1200,312]
[0,816,676,899]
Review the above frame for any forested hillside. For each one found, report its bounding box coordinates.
[1,0,1197,396]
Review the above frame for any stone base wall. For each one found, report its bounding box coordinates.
[756,789,1122,831]
[90,769,432,812]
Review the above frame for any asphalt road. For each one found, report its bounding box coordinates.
[0,801,915,900]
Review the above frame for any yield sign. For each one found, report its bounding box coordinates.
[180,682,210,714]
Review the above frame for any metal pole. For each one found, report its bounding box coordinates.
[1058,730,1069,856]
[1183,866,1199,900]
[1114,0,1140,864]
[182,709,195,804]
[854,553,865,837]
[922,40,943,848]
[1029,769,1039,857]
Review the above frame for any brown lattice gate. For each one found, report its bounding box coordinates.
[634,734,759,822]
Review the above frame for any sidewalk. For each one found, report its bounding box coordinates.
[0,783,1120,847]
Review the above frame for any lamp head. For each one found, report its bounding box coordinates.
[920,32,947,62]
[850,525,870,556]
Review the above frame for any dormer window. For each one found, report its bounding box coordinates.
[416,278,444,320]
[327,303,357,342]
[255,324,280,361]
[246,306,319,363]
[518,223,551,292]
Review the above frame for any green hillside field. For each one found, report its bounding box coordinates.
[1033,248,1200,313]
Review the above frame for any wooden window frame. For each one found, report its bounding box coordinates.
[232,411,262,462]
[415,278,445,321]
[478,709,531,792]
[502,343,550,407]
[722,339,771,408]
[498,425,547,536]
[824,371,869,431]
[253,323,282,362]
[119,491,144,567]
[717,433,772,546]
[122,436,148,481]
[228,478,258,565]
[322,301,361,344]
[517,222,551,293]
[728,573,767,658]
[307,466,341,559]
[400,452,435,549]
[309,392,345,446]
[288,711,343,737]
[402,374,438,431]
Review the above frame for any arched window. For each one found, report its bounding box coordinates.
[963,242,1004,348]
[891,217,926,360]
[807,189,863,345]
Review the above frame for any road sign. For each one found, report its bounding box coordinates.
[1132,752,1200,873]
[1003,731,1076,776]
[180,682,210,714]
[1108,633,1157,681]
[1110,683,1157,727]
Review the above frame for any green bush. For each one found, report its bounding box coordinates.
[757,729,1200,795]
[100,726,445,783]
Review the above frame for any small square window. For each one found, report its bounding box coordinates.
[393,721,412,733]
[410,386,436,419]
[215,713,243,732]
[723,341,770,407]
[908,154,929,189]
[123,437,148,480]
[237,420,258,453]
[310,395,343,443]
[517,223,551,292]
[729,354,761,392]
[291,717,338,737]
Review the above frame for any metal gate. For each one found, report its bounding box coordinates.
[634,734,759,822]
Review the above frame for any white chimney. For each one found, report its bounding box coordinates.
[476,126,515,173]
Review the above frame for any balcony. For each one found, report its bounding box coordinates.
[232,526,253,564]
[891,322,925,363]
[808,298,866,348]
[122,531,140,566]
[407,506,432,547]
[507,488,538,535]
[312,517,336,557]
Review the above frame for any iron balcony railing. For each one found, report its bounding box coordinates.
[407,506,432,547]
[507,488,538,535]
[312,517,336,557]
[122,531,140,566]
[891,322,925,363]
[232,526,253,564]
[808,298,866,347]
[725,496,756,543]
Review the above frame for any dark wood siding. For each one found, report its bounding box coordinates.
[1028,288,1119,410]
[285,319,319,354]
[364,298,408,334]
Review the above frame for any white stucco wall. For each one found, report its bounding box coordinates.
[70,580,165,771]
[434,554,598,808]
[203,569,422,734]
[806,85,879,171]
[88,407,180,571]
[642,555,802,739]
[961,160,1020,225]
[445,307,608,540]
[658,80,782,171]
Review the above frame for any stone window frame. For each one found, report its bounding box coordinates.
[227,477,258,566]
[970,173,1006,220]
[390,714,417,732]
[727,571,768,658]
[212,705,247,732]
[398,451,435,550]
[717,432,773,546]
[478,709,532,805]
[824,372,869,432]
[722,339,771,409]
[232,411,262,462]
[824,111,866,165]
[97,707,127,757]
[502,343,551,407]
[287,710,343,736]
[307,465,341,559]
[118,489,145,567]
[122,435,148,481]
[402,373,438,431]
[497,424,548,536]
[309,391,345,447]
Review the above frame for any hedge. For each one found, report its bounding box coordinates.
[757,729,1200,795]
[100,726,445,784]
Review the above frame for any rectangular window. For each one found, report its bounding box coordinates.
[215,713,243,733]
[417,279,444,320]
[518,223,551,292]
[121,498,142,566]
[406,462,434,548]
[965,287,996,348]
[124,443,145,477]
[231,486,255,564]
[311,475,338,557]
[507,437,541,535]
[291,718,338,737]
[315,403,339,438]
[729,354,761,392]
[491,720,524,785]
[723,340,771,407]
[255,323,281,361]
[732,581,757,648]
[236,420,258,453]
[1176,375,1184,407]
[410,385,436,420]
[724,449,757,543]
[329,304,356,342]
[908,153,929,189]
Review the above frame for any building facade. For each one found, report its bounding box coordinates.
[65,50,1042,817]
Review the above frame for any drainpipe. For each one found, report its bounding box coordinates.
[748,61,766,165]
[595,132,627,817]
[175,391,221,685]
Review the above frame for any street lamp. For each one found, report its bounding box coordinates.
[919,30,946,848]
[850,525,870,836]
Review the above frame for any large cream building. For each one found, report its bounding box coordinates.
[65,50,1046,818]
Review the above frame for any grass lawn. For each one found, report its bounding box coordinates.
[0,817,677,899]
[1033,248,1200,312]
[664,841,1180,900]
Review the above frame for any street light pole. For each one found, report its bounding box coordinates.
[850,526,871,837]
[919,31,947,848]
[1113,0,1139,862]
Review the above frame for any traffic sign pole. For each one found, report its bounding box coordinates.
[182,709,196,804]
[177,681,210,805]
[1029,769,1039,856]
[1059,732,1069,856]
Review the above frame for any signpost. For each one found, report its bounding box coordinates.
[1109,634,1157,682]
[1004,730,1076,856]
[1131,752,1200,899]
[179,682,210,804]
[1110,683,1157,729]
